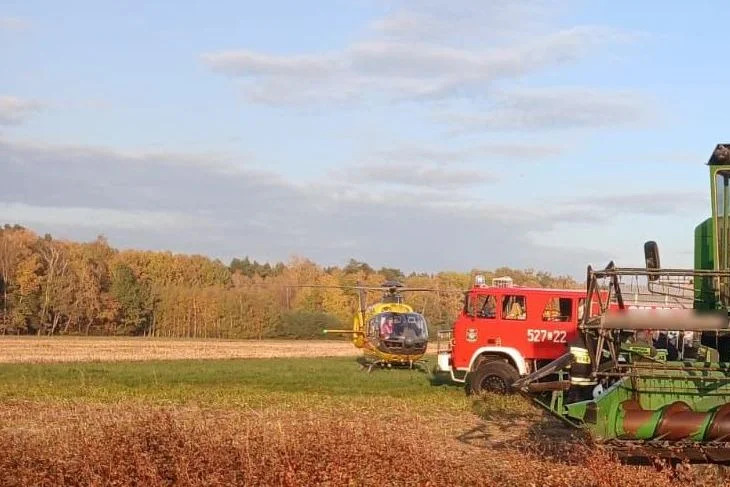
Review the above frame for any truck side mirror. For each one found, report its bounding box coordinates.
[644,241,660,281]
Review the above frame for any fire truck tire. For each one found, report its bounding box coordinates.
[467,360,519,395]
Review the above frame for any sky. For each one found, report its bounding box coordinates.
[1,0,728,278]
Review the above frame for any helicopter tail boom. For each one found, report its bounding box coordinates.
[323,329,365,335]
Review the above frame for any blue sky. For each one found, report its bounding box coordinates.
[1,1,727,277]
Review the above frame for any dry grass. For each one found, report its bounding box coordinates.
[0,401,727,487]
[0,337,358,363]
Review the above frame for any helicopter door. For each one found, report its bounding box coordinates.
[367,316,380,339]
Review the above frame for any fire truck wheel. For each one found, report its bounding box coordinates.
[468,360,519,395]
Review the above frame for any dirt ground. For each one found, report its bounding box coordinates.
[0,337,359,363]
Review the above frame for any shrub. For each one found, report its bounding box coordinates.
[265,311,345,340]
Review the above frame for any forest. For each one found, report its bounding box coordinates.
[0,224,581,338]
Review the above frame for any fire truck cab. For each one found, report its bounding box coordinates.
[436,275,691,394]
[436,276,597,394]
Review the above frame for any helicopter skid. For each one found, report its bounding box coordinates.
[357,355,429,373]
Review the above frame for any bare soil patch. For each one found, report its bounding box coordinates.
[0,337,358,363]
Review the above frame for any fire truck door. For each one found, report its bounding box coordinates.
[526,297,574,360]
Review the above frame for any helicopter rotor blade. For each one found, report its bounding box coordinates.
[396,288,439,292]
[396,287,463,295]
[260,284,467,296]
[284,284,373,290]
[285,284,415,292]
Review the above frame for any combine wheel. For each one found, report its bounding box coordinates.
[468,360,519,395]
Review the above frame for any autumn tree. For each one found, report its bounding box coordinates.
[0,224,581,338]
[110,263,154,335]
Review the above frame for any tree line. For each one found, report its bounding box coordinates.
[0,225,581,338]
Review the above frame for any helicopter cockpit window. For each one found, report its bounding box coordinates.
[370,312,427,340]
[380,315,394,338]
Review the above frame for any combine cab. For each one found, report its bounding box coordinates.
[513,144,730,465]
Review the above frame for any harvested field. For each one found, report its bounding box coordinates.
[0,337,357,363]
[0,355,728,486]
[0,401,726,487]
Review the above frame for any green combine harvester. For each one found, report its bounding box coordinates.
[513,144,730,464]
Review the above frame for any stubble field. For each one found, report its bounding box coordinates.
[0,337,727,486]
[0,336,357,363]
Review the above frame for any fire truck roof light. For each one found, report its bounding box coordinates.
[492,276,513,288]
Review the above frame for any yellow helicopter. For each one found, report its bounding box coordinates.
[295,280,438,371]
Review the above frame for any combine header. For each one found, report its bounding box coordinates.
[512,144,730,465]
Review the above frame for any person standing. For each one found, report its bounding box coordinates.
[566,333,598,402]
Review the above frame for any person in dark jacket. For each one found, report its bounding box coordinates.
[566,333,597,403]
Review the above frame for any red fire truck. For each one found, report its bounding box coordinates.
[435,275,689,395]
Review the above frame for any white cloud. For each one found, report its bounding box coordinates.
[334,140,566,190]
[368,10,442,39]
[440,87,658,132]
[564,191,708,216]
[477,143,566,160]
[201,4,641,108]
[1,137,258,176]
[331,140,565,192]
[371,143,565,163]
[342,161,495,189]
[369,0,563,43]
[0,96,44,125]
[201,50,344,78]
[370,146,474,163]
[1,136,610,275]
[0,202,203,230]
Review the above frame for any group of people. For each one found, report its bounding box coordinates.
[371,314,424,340]
[627,329,698,361]
[566,328,701,402]
[476,295,526,320]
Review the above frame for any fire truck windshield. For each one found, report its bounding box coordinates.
[368,312,428,341]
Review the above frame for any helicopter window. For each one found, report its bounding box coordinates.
[542,297,572,322]
[503,295,526,320]
[380,315,395,338]
[469,294,497,319]
[367,317,380,338]
[392,315,405,335]
[370,312,427,340]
